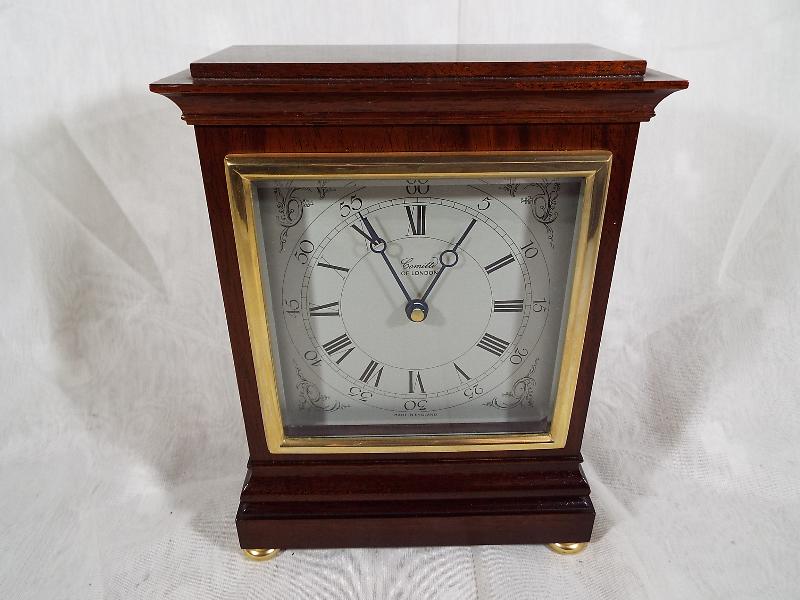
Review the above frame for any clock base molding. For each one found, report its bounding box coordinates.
[235,457,594,549]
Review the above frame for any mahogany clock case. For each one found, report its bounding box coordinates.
[151,44,687,549]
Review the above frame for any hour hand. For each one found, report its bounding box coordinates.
[420,218,477,302]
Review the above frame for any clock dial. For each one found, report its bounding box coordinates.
[255,176,582,438]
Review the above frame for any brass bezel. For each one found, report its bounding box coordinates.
[225,152,611,454]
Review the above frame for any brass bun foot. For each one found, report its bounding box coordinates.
[242,548,282,561]
[547,542,588,555]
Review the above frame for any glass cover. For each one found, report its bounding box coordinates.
[251,174,585,439]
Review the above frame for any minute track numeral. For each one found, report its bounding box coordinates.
[359,360,384,387]
[322,333,354,364]
[484,253,515,274]
[493,300,524,313]
[477,333,510,357]
[309,301,340,316]
[406,205,426,236]
[408,370,425,394]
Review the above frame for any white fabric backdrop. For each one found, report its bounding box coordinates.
[2,1,798,598]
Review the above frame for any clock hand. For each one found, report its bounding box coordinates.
[350,223,373,242]
[420,218,477,303]
[355,213,413,303]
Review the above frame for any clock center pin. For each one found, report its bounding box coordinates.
[405,299,428,323]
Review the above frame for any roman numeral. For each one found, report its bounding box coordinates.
[453,362,471,382]
[477,333,510,357]
[359,360,384,387]
[334,348,354,364]
[317,262,349,273]
[493,300,524,313]
[309,301,340,317]
[484,253,515,274]
[322,333,352,361]
[408,371,425,394]
[406,205,426,235]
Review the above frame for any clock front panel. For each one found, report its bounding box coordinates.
[248,170,589,441]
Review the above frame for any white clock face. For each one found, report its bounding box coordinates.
[254,176,582,438]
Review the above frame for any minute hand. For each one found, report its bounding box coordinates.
[357,213,412,303]
[420,219,477,303]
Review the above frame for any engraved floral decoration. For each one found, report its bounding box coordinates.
[501,180,521,197]
[295,364,348,412]
[522,180,560,247]
[484,358,540,410]
[315,180,331,200]
[273,185,313,251]
[273,181,332,251]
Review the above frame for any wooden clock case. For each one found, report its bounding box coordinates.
[151,44,687,551]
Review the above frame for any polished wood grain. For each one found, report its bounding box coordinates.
[189,43,647,79]
[238,496,595,549]
[151,58,686,126]
[193,122,641,464]
[243,457,591,502]
[152,45,687,549]
[152,81,681,126]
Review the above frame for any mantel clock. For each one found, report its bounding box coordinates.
[151,44,686,558]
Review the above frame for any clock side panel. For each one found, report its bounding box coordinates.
[193,122,639,463]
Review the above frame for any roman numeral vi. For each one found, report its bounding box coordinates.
[408,371,425,394]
